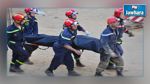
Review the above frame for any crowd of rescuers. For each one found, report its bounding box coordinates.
[6,8,134,77]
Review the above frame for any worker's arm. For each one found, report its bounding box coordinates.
[77,25,85,32]
[64,45,82,56]
[78,25,90,36]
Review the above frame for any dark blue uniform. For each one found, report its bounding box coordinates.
[6,23,30,67]
[23,16,38,56]
[116,18,128,56]
[116,30,124,56]
[24,16,38,35]
[106,18,126,70]
[63,23,85,67]
[100,25,122,56]
[96,25,124,74]
[48,28,77,71]
[116,18,134,56]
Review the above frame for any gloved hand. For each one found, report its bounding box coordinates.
[125,30,134,37]
[128,32,134,37]
[75,50,82,56]
[84,31,91,36]
[117,39,123,44]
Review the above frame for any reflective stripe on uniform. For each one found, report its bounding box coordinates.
[101,33,114,36]
[34,20,38,22]
[10,62,15,64]
[61,32,75,41]
[6,29,20,33]
[109,60,115,64]
[61,33,71,40]
[117,41,122,44]
[16,60,24,65]
[9,41,16,44]
[71,36,75,39]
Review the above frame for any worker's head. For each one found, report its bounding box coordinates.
[24,8,38,17]
[114,8,125,19]
[64,19,78,30]
[12,13,25,25]
[65,9,78,20]
[107,16,119,29]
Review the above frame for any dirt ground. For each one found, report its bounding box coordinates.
[7,8,143,77]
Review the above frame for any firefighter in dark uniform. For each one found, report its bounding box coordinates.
[6,13,30,73]
[95,16,124,76]
[45,19,82,76]
[64,9,90,67]
[106,8,134,70]
[23,8,39,65]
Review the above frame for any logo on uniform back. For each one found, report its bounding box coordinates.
[124,4,146,17]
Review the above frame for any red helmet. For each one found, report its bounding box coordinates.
[24,8,32,13]
[12,13,25,22]
[65,10,73,17]
[65,9,78,17]
[114,8,123,18]
[107,16,118,24]
[24,8,38,14]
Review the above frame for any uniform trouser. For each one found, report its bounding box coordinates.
[96,51,124,73]
[48,43,74,71]
[109,44,123,65]
[8,43,30,67]
[24,44,38,58]
[115,44,123,56]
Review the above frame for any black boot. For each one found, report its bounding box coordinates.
[45,69,54,77]
[95,72,103,77]
[25,59,34,65]
[9,64,24,73]
[116,70,124,77]
[68,70,81,76]
[76,60,85,67]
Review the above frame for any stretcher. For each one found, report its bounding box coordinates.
[24,34,102,53]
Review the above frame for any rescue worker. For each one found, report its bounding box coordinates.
[6,13,30,73]
[95,16,124,76]
[23,8,39,65]
[114,8,134,37]
[106,8,134,70]
[45,19,82,76]
[64,9,90,67]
